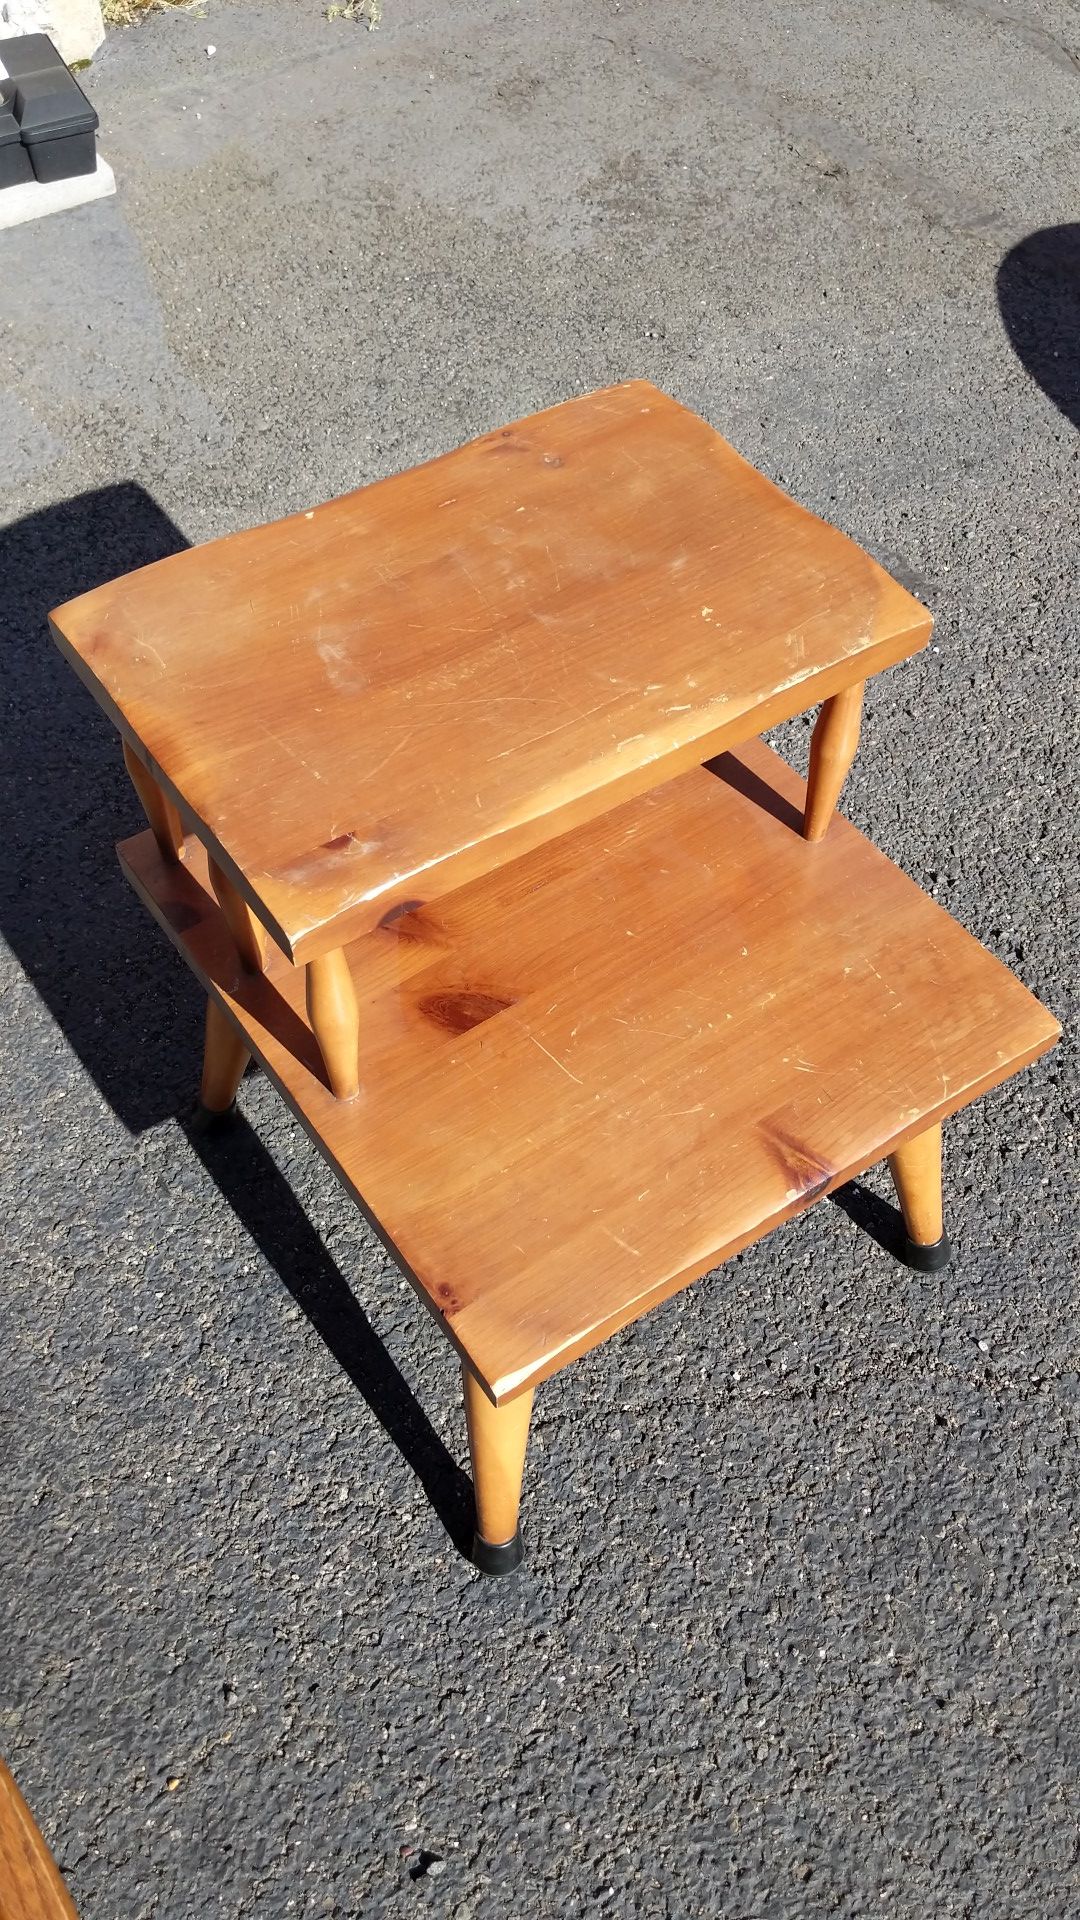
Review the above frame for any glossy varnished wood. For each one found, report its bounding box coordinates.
[55,381,930,962]
[463,1366,534,1548]
[305,948,360,1100]
[200,996,250,1114]
[122,739,183,865]
[118,741,1057,1402]
[803,680,864,841]
[207,858,266,974]
[888,1122,945,1247]
[0,1758,78,1920]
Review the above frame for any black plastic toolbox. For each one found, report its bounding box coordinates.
[14,65,98,182]
[0,32,67,83]
[0,81,34,188]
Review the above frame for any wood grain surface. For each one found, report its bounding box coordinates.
[55,380,931,961]
[0,1759,78,1920]
[118,739,1056,1404]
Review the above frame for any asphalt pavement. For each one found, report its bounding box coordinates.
[1,1,1077,1914]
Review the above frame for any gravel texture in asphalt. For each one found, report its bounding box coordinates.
[1,1,1077,1914]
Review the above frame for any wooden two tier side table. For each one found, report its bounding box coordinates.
[50,382,1059,1574]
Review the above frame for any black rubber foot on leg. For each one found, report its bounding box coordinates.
[902,1232,952,1272]
[190,1099,238,1135]
[471,1527,524,1577]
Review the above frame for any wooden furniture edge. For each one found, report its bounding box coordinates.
[475,1030,1057,1402]
[273,617,933,962]
[118,828,474,1366]
[62,605,932,967]
[116,822,1056,1409]
[0,1757,79,1920]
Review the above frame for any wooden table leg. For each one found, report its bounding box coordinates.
[802,680,864,842]
[888,1121,952,1270]
[306,948,361,1100]
[208,859,267,975]
[123,740,184,864]
[463,1364,534,1576]
[197,996,250,1124]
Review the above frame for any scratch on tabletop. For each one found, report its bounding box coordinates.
[603,1226,642,1258]
[259,726,326,782]
[362,730,415,783]
[529,1035,583,1084]
[137,641,167,674]
[459,560,493,609]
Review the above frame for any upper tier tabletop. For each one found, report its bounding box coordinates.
[53,380,931,962]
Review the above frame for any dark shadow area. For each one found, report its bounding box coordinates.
[2,485,473,1554]
[184,1114,475,1555]
[828,1179,908,1263]
[997,223,1080,429]
[1,485,194,1133]
[705,748,804,835]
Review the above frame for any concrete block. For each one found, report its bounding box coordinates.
[0,0,105,70]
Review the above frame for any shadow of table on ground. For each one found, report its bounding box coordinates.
[2,483,472,1555]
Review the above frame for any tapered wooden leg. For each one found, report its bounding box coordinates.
[887,1121,952,1270]
[802,680,864,841]
[199,996,250,1118]
[306,947,360,1099]
[463,1364,534,1576]
[208,858,267,974]
[123,739,184,863]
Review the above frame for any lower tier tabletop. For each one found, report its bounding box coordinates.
[119,739,1058,1405]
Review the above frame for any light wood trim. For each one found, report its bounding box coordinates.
[463,1364,534,1546]
[200,996,250,1113]
[208,858,267,974]
[803,680,864,841]
[888,1121,944,1246]
[122,739,183,864]
[0,1756,79,1920]
[306,948,360,1099]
